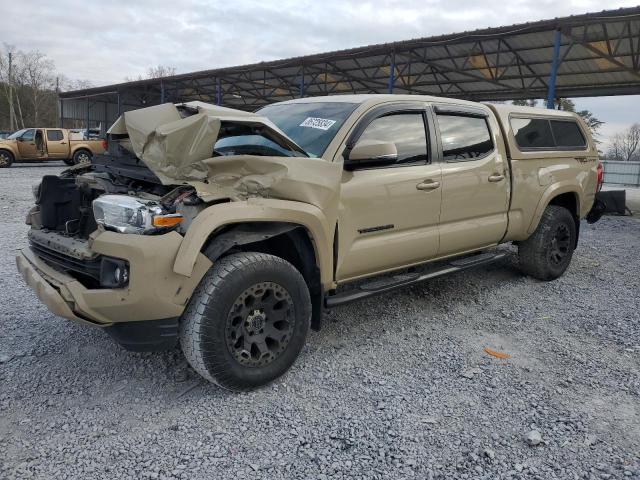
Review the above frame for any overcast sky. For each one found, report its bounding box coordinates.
[2,0,638,148]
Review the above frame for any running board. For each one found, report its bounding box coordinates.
[325,252,506,308]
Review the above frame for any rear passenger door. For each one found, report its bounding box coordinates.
[45,129,68,158]
[434,105,510,256]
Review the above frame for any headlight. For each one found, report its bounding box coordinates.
[92,194,182,234]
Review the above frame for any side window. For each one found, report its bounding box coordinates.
[550,120,586,149]
[511,118,555,149]
[46,130,64,142]
[436,114,494,161]
[356,112,428,166]
[21,129,35,142]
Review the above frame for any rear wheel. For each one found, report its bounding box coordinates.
[0,150,14,168]
[72,149,92,165]
[518,205,576,281]
[180,252,311,391]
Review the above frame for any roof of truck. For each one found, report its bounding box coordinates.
[276,94,484,107]
[489,103,580,118]
[274,95,583,122]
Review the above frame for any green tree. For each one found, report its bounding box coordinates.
[555,98,604,141]
[512,99,538,107]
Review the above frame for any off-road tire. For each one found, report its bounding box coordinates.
[0,150,14,168]
[72,149,92,165]
[63,158,75,166]
[518,205,576,281]
[180,252,311,391]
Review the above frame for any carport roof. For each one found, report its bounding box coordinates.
[59,6,640,111]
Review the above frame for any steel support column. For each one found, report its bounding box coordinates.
[160,81,165,103]
[299,65,305,98]
[85,98,90,137]
[216,78,222,105]
[59,98,63,128]
[388,51,395,94]
[547,29,562,109]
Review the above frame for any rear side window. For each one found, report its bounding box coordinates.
[511,118,555,149]
[47,130,63,141]
[550,120,586,148]
[436,114,494,161]
[511,117,587,150]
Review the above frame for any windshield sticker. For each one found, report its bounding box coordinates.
[299,117,337,131]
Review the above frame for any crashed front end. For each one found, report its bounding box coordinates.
[16,101,341,350]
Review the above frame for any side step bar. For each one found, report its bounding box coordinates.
[325,252,507,308]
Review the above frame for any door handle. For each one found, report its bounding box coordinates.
[60,142,67,145]
[488,174,505,182]
[416,180,440,191]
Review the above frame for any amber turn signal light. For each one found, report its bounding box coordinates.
[152,214,183,228]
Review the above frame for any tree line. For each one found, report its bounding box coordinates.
[0,43,178,132]
[0,44,93,131]
[606,124,640,162]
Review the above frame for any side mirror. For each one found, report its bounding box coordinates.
[16,137,23,142]
[343,140,398,170]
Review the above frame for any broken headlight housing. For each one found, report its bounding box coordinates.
[92,195,182,234]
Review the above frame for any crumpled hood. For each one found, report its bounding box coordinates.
[107,101,342,215]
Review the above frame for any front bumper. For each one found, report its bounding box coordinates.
[16,230,211,326]
[16,247,89,324]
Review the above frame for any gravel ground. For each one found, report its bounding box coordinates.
[1,163,639,479]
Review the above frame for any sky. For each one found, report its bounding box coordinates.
[1,0,638,149]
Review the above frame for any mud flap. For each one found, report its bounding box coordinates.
[586,190,627,224]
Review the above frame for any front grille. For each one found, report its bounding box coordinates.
[30,241,102,288]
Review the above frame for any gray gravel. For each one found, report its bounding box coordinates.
[1,163,639,479]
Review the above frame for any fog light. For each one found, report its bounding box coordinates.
[100,257,129,288]
[114,266,129,285]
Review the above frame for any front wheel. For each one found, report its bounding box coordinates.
[518,205,576,281]
[0,150,14,168]
[180,252,311,391]
[63,158,75,166]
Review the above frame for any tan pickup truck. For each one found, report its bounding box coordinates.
[0,127,105,167]
[16,95,605,391]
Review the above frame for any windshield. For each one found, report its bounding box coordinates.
[7,129,28,140]
[257,102,358,157]
[213,122,304,158]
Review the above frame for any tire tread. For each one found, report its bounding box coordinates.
[180,252,310,391]
[518,205,575,281]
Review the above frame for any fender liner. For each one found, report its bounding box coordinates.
[202,222,297,261]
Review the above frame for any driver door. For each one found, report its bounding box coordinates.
[336,104,442,282]
[17,129,39,159]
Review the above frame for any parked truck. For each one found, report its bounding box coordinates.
[0,127,105,167]
[16,95,604,391]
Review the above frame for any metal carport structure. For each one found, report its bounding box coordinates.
[59,6,640,134]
